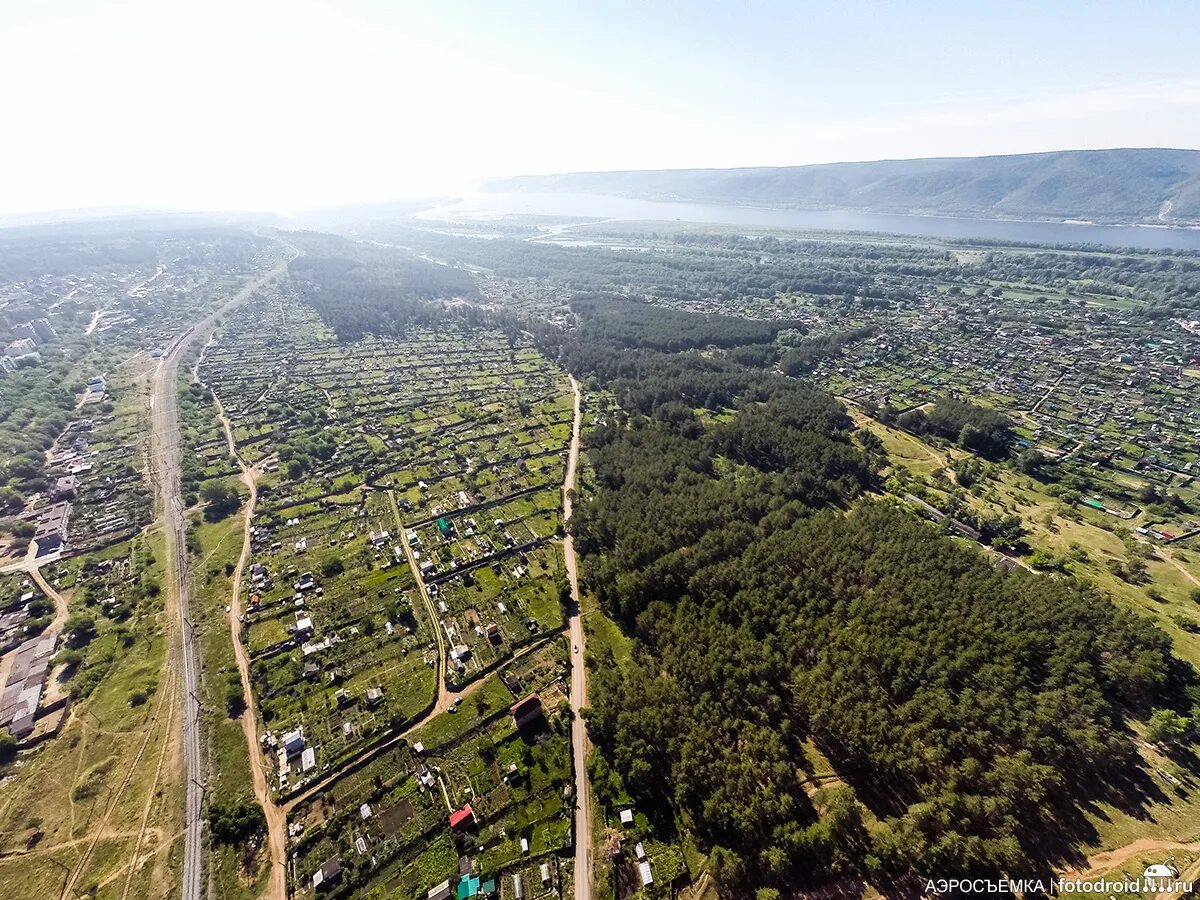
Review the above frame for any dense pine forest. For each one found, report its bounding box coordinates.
[287,232,476,339]
[557,303,1188,891]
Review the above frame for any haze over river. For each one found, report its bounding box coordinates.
[423,192,1200,252]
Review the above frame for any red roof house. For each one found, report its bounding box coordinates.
[449,804,475,831]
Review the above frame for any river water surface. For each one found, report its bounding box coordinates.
[420,192,1200,252]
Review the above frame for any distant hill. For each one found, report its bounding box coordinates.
[485,149,1200,225]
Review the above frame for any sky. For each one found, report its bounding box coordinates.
[2,0,1199,216]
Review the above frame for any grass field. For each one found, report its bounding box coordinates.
[0,529,182,900]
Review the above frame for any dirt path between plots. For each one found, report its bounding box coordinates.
[213,364,586,900]
[279,627,559,815]
[392,490,451,715]
[213,395,287,900]
[1161,549,1200,589]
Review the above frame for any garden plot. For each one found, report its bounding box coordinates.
[429,544,566,680]
[197,296,576,820]
[287,641,573,900]
[243,495,438,779]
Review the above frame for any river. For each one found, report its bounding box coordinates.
[420,192,1200,252]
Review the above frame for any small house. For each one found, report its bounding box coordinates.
[449,804,475,831]
[312,855,342,892]
[282,728,305,757]
[510,694,543,729]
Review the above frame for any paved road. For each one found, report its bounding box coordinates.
[148,254,292,900]
[562,376,593,900]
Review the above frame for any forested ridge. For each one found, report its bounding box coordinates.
[484,149,1200,224]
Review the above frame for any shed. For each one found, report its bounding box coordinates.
[457,874,481,900]
[510,693,543,729]
[639,861,653,886]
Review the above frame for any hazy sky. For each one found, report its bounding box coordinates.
[2,0,1199,215]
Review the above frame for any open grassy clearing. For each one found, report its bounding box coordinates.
[0,530,182,900]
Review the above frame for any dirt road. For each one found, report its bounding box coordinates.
[563,376,593,900]
[392,491,453,715]
[212,391,288,900]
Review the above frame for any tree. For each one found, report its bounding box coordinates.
[1145,708,1190,745]
[1014,449,1044,477]
[896,408,927,433]
[207,800,265,845]
[707,846,745,896]
[64,612,97,648]
[0,730,17,764]
[8,519,35,540]
[201,481,241,522]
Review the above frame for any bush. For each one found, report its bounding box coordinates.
[1145,708,1191,744]
[207,800,265,845]
[54,648,85,673]
[225,675,246,718]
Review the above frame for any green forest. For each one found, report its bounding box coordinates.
[557,304,1189,892]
